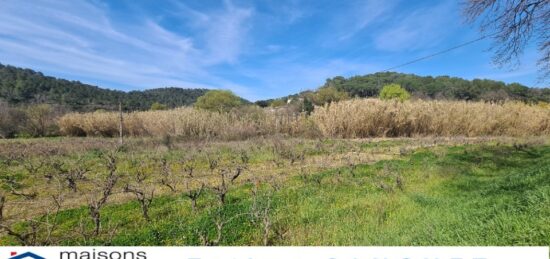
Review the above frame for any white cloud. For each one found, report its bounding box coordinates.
[199,1,254,64]
[0,0,258,98]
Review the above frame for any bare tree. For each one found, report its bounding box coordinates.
[0,218,40,245]
[42,180,65,245]
[197,209,248,246]
[259,195,274,246]
[51,157,90,192]
[0,191,35,245]
[211,167,243,205]
[271,140,305,166]
[44,159,63,182]
[0,189,64,245]
[464,0,550,80]
[249,177,279,245]
[0,174,38,200]
[87,153,119,236]
[207,153,219,173]
[159,158,177,192]
[123,170,155,222]
[124,184,154,222]
[22,158,46,176]
[212,170,230,205]
[7,184,38,200]
[183,178,205,212]
[181,156,197,177]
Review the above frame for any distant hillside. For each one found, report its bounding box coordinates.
[257,72,550,106]
[327,72,550,101]
[0,64,209,111]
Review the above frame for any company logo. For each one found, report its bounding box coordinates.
[8,252,45,259]
[59,250,146,259]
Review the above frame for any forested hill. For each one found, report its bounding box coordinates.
[3,64,549,111]
[324,72,550,102]
[0,64,208,111]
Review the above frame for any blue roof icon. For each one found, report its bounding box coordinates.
[9,252,45,259]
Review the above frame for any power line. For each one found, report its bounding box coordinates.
[379,32,497,73]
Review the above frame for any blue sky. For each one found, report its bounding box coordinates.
[0,0,545,100]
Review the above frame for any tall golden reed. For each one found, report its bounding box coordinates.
[59,99,550,139]
[59,107,312,140]
[311,99,550,137]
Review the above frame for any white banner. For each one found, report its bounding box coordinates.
[0,247,547,259]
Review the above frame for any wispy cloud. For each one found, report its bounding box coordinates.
[337,0,399,41]
[374,2,456,52]
[199,1,254,64]
[0,0,542,101]
[264,0,309,25]
[0,0,255,97]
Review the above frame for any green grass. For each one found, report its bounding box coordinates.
[278,145,550,245]
[3,143,550,246]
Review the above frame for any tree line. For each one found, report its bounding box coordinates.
[0,63,208,111]
[326,72,550,102]
[257,72,550,107]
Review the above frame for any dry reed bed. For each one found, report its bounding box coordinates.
[312,99,550,137]
[59,107,311,140]
[58,99,550,139]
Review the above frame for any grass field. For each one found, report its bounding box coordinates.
[0,137,549,245]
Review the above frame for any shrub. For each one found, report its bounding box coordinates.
[0,102,62,138]
[194,90,243,112]
[379,84,410,101]
[312,86,349,105]
[270,99,286,107]
[302,98,314,115]
[24,104,59,137]
[150,102,167,111]
[0,101,26,138]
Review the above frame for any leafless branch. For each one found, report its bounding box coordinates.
[464,0,549,80]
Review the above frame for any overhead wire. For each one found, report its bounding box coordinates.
[378,32,498,72]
